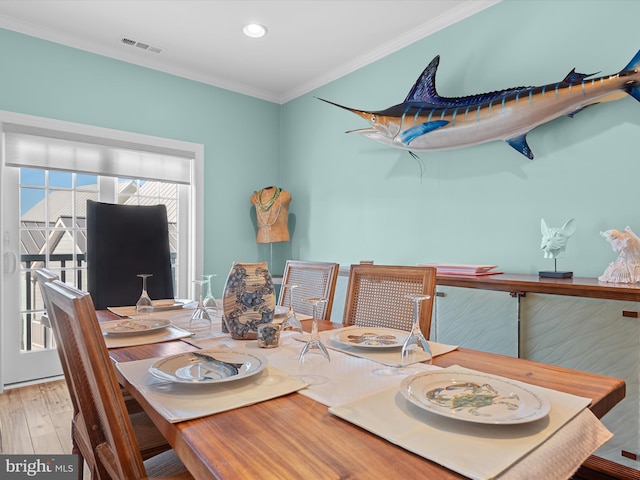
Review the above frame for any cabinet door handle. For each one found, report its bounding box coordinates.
[435,291,445,297]
[622,310,638,318]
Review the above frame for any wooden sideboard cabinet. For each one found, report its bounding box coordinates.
[434,273,640,471]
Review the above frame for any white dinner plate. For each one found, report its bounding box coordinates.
[148,350,267,384]
[152,299,189,311]
[332,327,408,348]
[101,318,172,335]
[274,306,288,317]
[400,370,551,424]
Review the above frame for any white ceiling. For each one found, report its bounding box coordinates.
[0,0,499,104]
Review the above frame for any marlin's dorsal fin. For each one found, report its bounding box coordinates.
[562,68,598,84]
[404,56,442,104]
[404,55,533,108]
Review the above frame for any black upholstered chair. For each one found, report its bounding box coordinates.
[86,200,174,310]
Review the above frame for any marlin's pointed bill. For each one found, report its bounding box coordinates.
[318,49,640,159]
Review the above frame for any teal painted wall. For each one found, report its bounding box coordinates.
[0,27,282,282]
[2,0,639,280]
[282,0,640,277]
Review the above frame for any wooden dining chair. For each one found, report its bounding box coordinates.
[36,269,171,473]
[35,269,90,478]
[277,260,339,320]
[342,264,437,337]
[42,278,192,480]
[86,200,175,310]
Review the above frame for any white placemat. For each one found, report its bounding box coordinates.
[104,325,193,349]
[116,358,308,423]
[329,365,613,480]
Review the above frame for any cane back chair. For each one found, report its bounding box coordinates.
[277,260,339,320]
[36,269,171,475]
[43,278,192,480]
[342,264,437,338]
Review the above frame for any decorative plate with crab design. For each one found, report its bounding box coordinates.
[400,371,551,424]
[332,327,408,349]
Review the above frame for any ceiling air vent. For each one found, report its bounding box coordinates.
[120,37,162,54]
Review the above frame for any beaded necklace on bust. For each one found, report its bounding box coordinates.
[255,187,281,211]
[254,187,283,227]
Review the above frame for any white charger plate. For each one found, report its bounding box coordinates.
[274,306,288,317]
[332,327,408,348]
[401,370,551,424]
[153,299,191,311]
[148,350,267,384]
[101,318,171,335]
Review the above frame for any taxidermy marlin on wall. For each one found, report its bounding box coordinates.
[318,50,640,159]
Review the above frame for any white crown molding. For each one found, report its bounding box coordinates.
[0,0,501,105]
[279,0,501,104]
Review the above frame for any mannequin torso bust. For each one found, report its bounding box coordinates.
[250,186,291,243]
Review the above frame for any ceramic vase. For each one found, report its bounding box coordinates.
[221,262,275,339]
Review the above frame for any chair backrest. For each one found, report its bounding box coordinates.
[342,264,437,337]
[36,268,100,476]
[43,279,149,479]
[277,260,339,320]
[86,200,174,310]
[35,268,59,328]
[35,269,74,403]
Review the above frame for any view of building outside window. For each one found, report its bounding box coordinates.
[19,168,178,352]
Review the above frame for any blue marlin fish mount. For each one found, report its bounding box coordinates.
[318,50,640,159]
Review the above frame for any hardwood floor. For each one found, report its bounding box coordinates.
[0,379,90,477]
[0,379,72,455]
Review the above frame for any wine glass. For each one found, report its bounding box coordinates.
[202,274,218,313]
[280,283,303,333]
[190,279,211,332]
[401,294,433,366]
[299,297,330,364]
[135,274,154,316]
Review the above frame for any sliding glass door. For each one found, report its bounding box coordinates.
[1,111,203,387]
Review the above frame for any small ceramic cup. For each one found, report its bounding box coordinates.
[256,323,281,348]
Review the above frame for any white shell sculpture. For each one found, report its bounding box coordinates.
[599,226,640,283]
[540,218,576,259]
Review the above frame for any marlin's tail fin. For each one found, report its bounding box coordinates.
[623,49,640,102]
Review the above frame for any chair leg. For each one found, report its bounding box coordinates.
[72,445,84,480]
[70,427,84,480]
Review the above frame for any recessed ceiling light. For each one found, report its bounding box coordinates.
[243,23,267,38]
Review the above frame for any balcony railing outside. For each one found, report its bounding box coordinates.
[21,253,86,351]
[20,252,176,351]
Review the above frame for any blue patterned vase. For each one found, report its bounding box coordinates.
[222,262,275,340]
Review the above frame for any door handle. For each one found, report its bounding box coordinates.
[3,251,17,274]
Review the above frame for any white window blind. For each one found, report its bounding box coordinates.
[4,123,193,184]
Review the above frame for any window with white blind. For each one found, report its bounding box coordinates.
[0,110,204,386]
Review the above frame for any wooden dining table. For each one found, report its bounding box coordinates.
[100,311,626,480]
